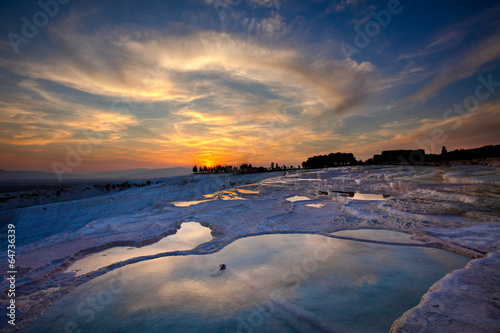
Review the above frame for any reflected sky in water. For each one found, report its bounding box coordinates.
[349,192,387,201]
[286,196,311,202]
[237,189,259,194]
[172,199,212,207]
[331,229,423,244]
[173,189,252,207]
[306,203,326,208]
[65,222,212,276]
[29,233,468,333]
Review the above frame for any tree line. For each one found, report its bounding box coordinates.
[193,144,499,174]
[301,152,358,169]
[193,162,301,174]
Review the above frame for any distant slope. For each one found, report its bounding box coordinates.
[86,167,192,180]
[0,169,84,181]
[0,167,191,182]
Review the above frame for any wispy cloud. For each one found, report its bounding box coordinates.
[325,0,365,14]
[347,102,500,156]
[202,0,281,9]
[0,79,137,146]
[247,0,282,9]
[398,5,500,61]
[246,15,288,37]
[3,20,376,114]
[410,27,500,102]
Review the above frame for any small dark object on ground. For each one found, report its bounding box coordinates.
[219,264,227,270]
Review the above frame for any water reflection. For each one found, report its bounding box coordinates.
[331,229,423,244]
[237,189,259,194]
[172,200,211,207]
[32,233,468,333]
[286,195,311,202]
[65,222,212,276]
[173,189,249,207]
[306,203,326,208]
[349,192,388,201]
[203,189,247,201]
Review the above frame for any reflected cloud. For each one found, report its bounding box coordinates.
[65,222,213,276]
[27,233,469,332]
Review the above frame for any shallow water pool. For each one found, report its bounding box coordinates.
[349,192,388,201]
[27,232,468,333]
[65,222,213,276]
[331,229,423,244]
[286,195,311,202]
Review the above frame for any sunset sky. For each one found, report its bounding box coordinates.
[1,0,500,172]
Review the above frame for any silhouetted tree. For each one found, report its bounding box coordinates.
[271,162,274,170]
[441,146,447,155]
[193,165,198,173]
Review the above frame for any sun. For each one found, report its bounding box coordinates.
[196,157,223,168]
[204,160,215,168]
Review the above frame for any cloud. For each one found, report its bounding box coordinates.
[246,15,287,37]
[247,0,282,8]
[202,0,281,9]
[398,5,500,61]
[397,30,467,61]
[396,6,500,103]
[424,29,464,53]
[326,0,365,14]
[347,102,500,158]
[3,22,376,115]
[0,19,377,170]
[0,64,342,169]
[0,79,137,146]
[409,28,500,102]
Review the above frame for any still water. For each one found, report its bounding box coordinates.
[27,232,468,333]
[65,222,213,276]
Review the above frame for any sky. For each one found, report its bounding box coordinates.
[0,0,499,173]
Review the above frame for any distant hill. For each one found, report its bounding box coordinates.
[0,167,191,182]
[0,170,83,182]
[87,167,192,180]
